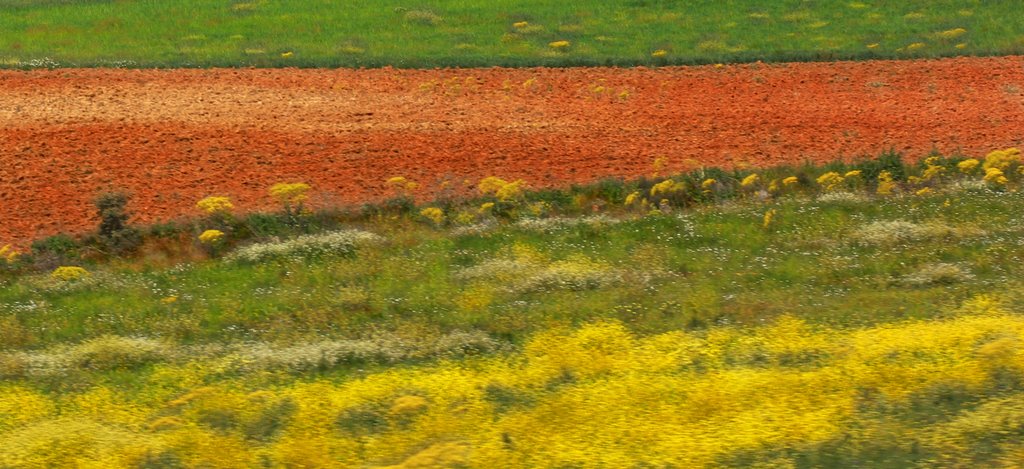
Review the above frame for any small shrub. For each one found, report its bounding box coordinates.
[94,191,142,255]
[901,263,974,286]
[50,266,90,282]
[68,336,170,371]
[226,230,382,263]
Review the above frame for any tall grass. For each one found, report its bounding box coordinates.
[1,0,1022,68]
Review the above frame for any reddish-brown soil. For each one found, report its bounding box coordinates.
[1,56,1022,246]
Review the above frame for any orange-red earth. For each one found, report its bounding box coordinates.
[2,56,1023,246]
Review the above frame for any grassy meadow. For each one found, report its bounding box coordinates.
[1,0,1023,68]
[3,150,1024,466]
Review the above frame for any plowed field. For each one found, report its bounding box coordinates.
[2,56,1023,245]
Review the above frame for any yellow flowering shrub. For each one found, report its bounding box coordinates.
[649,179,685,198]
[816,171,844,191]
[198,229,225,244]
[386,176,419,196]
[0,244,18,264]
[763,208,776,229]
[419,207,445,225]
[50,266,89,281]
[984,167,1008,186]
[195,196,234,215]
[983,148,1020,171]
[740,173,760,189]
[478,177,526,202]
[876,170,896,195]
[957,158,980,174]
[269,182,311,206]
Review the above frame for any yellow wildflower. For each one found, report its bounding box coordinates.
[984,167,1008,185]
[782,176,799,187]
[816,172,844,191]
[866,43,880,49]
[479,202,495,214]
[269,182,311,205]
[651,49,668,57]
[701,178,717,189]
[650,179,685,197]
[281,51,293,58]
[957,158,980,174]
[420,207,445,225]
[740,174,759,188]
[624,191,641,205]
[955,43,967,49]
[51,266,89,281]
[198,229,225,244]
[0,244,18,264]
[915,187,933,196]
[160,296,178,304]
[513,21,529,28]
[478,177,526,201]
[907,42,926,51]
[549,40,570,49]
[983,148,1021,171]
[763,209,776,229]
[196,196,234,215]
[877,170,896,195]
[844,170,862,178]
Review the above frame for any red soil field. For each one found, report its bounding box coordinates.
[1,56,1022,246]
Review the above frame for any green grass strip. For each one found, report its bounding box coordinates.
[1,0,1022,68]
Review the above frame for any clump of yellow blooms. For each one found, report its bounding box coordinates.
[419,207,445,225]
[651,49,668,57]
[983,148,1020,172]
[0,244,18,264]
[548,40,570,49]
[195,196,234,215]
[478,176,526,202]
[915,187,933,196]
[624,191,641,205]
[957,158,980,174]
[50,266,89,281]
[478,202,496,214]
[649,179,685,198]
[198,229,225,244]
[782,176,799,187]
[386,176,419,194]
[876,170,896,195]
[512,21,529,28]
[816,171,845,191]
[984,167,1008,186]
[740,173,760,188]
[762,208,776,229]
[269,182,311,206]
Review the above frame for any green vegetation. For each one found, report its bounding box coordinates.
[1,0,1022,68]
[4,151,1024,465]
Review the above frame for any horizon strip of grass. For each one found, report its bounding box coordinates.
[1,0,1022,69]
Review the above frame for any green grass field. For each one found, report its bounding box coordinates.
[1,0,1022,68]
